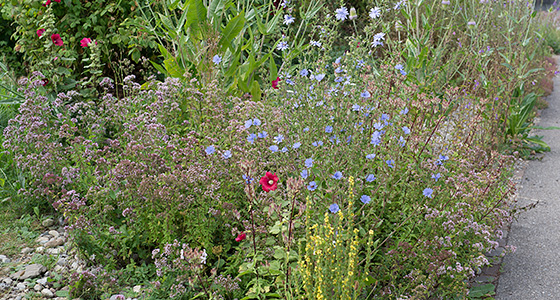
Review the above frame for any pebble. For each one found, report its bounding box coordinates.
[0,255,10,264]
[41,288,54,298]
[15,282,25,290]
[45,238,65,248]
[36,236,50,244]
[36,246,45,253]
[48,230,60,238]
[133,285,142,293]
[46,248,61,255]
[21,247,33,254]
[42,218,54,227]
[3,277,13,285]
[37,277,48,285]
[34,283,42,291]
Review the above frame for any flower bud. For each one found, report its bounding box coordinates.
[349,7,357,20]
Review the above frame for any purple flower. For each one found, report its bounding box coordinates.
[292,142,302,149]
[329,203,340,213]
[253,118,262,126]
[303,127,310,132]
[312,141,324,147]
[423,188,434,198]
[366,153,376,160]
[258,131,268,138]
[400,107,409,115]
[205,145,215,155]
[308,181,317,191]
[386,159,394,168]
[361,91,371,98]
[222,150,232,159]
[315,74,326,82]
[325,125,333,133]
[301,169,309,179]
[269,145,279,152]
[365,174,376,182]
[432,173,441,181]
[274,135,284,144]
[360,195,371,204]
[402,126,411,134]
[305,158,314,168]
[335,7,349,20]
[247,133,257,143]
[243,175,254,184]
[332,171,343,180]
[244,119,253,129]
[212,55,222,65]
[300,69,309,76]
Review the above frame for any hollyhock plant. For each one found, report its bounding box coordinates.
[272,77,280,89]
[235,233,246,242]
[37,29,45,37]
[51,34,63,46]
[259,172,279,192]
[80,38,92,47]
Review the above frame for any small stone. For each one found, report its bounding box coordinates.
[19,264,46,280]
[56,258,68,266]
[53,265,64,273]
[109,295,125,300]
[3,277,13,285]
[10,270,24,280]
[133,285,142,293]
[34,283,42,291]
[42,219,54,227]
[15,296,22,300]
[48,230,60,238]
[45,238,65,248]
[36,236,50,244]
[41,288,54,298]
[46,248,61,255]
[15,282,25,290]
[37,277,48,285]
[21,247,33,254]
[36,246,45,253]
[0,255,10,264]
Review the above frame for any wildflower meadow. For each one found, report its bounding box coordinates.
[0,0,559,298]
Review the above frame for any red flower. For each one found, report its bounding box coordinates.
[235,233,246,242]
[51,34,63,46]
[259,172,278,192]
[53,0,61,2]
[42,0,51,6]
[80,38,92,47]
[272,77,280,89]
[37,29,45,37]
[42,79,49,86]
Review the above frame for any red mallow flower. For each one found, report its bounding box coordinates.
[80,38,92,47]
[235,233,246,242]
[272,77,280,89]
[42,0,51,6]
[51,34,63,46]
[259,172,279,192]
[37,29,45,37]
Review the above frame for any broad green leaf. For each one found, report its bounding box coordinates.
[269,56,277,82]
[208,0,229,19]
[164,58,185,78]
[219,11,246,51]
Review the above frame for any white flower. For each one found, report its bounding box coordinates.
[349,7,357,20]
[283,14,295,25]
[277,41,289,51]
[369,7,381,19]
[335,7,349,20]
[373,32,385,42]
[310,40,322,47]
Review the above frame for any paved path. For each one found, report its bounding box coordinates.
[496,56,560,299]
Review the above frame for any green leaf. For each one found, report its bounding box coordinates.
[468,283,495,298]
[55,290,70,297]
[532,126,560,130]
[219,11,245,51]
[269,56,277,83]
[208,0,229,19]
[164,58,185,78]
